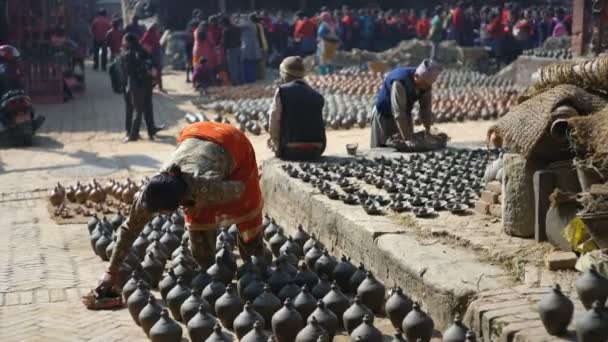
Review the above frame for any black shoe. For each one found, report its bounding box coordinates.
[150,125,165,136]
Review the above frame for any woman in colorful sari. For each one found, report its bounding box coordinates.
[316,11,340,75]
[140,23,165,92]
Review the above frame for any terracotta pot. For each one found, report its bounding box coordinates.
[292,225,311,249]
[343,296,374,334]
[269,265,292,294]
[304,243,323,271]
[159,269,178,302]
[538,285,573,336]
[142,252,165,288]
[215,283,243,330]
[294,285,317,321]
[322,283,350,326]
[205,323,233,342]
[295,263,320,291]
[349,263,367,293]
[203,277,227,315]
[166,277,192,322]
[308,300,338,339]
[350,315,382,342]
[241,321,269,342]
[356,272,385,314]
[295,316,327,342]
[442,314,469,342]
[149,309,183,342]
[312,275,332,300]
[139,295,164,337]
[234,302,266,340]
[576,301,608,342]
[333,255,356,293]
[127,281,151,326]
[269,227,288,257]
[280,236,304,258]
[180,287,211,325]
[575,266,608,310]
[271,299,305,342]
[187,304,216,341]
[278,281,302,302]
[402,303,434,342]
[314,250,338,280]
[253,284,282,326]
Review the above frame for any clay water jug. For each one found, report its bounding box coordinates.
[238,262,260,298]
[295,263,319,290]
[159,269,177,301]
[123,271,142,302]
[343,296,375,334]
[538,284,574,336]
[442,314,469,342]
[312,275,332,300]
[203,276,227,314]
[349,263,367,294]
[277,252,298,276]
[315,250,338,280]
[205,323,233,342]
[169,222,185,239]
[207,256,235,285]
[217,227,236,248]
[254,284,282,325]
[385,286,413,330]
[272,299,305,342]
[173,259,196,285]
[181,287,211,324]
[575,266,608,310]
[241,321,269,342]
[216,243,238,273]
[270,228,288,257]
[333,255,356,293]
[294,285,317,320]
[279,280,302,302]
[295,316,328,342]
[173,244,197,269]
[308,300,338,338]
[269,265,292,294]
[94,233,112,261]
[146,239,169,264]
[109,212,124,230]
[281,236,304,258]
[322,283,350,325]
[243,274,266,302]
[166,277,191,322]
[264,218,280,241]
[87,214,99,234]
[234,302,266,340]
[187,304,216,342]
[139,295,164,336]
[160,228,180,255]
[350,315,382,342]
[356,272,385,314]
[303,234,320,255]
[133,233,150,260]
[402,303,434,342]
[128,281,151,325]
[149,309,183,342]
[304,243,323,270]
[171,239,188,259]
[142,251,164,288]
[192,271,213,291]
[292,225,311,249]
[215,283,244,329]
[105,236,117,261]
[575,301,608,342]
[148,229,163,244]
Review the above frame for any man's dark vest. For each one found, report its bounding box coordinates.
[375,67,425,117]
[277,80,326,148]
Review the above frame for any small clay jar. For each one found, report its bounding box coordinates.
[272,299,305,342]
[234,302,266,340]
[280,236,304,258]
[538,284,574,336]
[390,330,407,342]
[149,309,183,342]
[402,302,434,342]
[191,271,213,291]
[203,277,227,315]
[173,259,196,285]
[442,314,469,342]
[241,321,269,342]
[295,263,320,290]
[187,304,216,342]
[333,255,356,293]
[169,222,185,240]
[349,263,367,294]
[356,272,385,314]
[87,215,99,234]
[278,280,302,302]
[295,316,328,342]
[253,284,283,325]
[105,236,117,261]
[123,271,147,302]
[350,315,382,342]
[215,283,244,330]
[227,224,240,242]
[139,295,164,336]
[575,266,608,310]
[217,227,236,249]
[127,281,151,326]
[207,256,235,285]
[205,323,233,342]
[277,252,298,276]
[166,277,191,322]
[264,218,280,241]
[146,240,169,265]
[304,243,323,270]
[238,263,260,298]
[159,270,178,302]
[133,233,150,260]
[314,250,338,280]
[575,301,608,342]
[243,274,266,302]
[322,283,350,326]
[180,287,211,325]
[269,265,292,294]
[385,286,413,330]
[216,243,238,273]
[465,331,477,342]
[312,275,332,300]
[269,228,288,257]
[303,234,320,255]
[294,285,317,321]
[343,296,375,334]
[142,252,165,288]
[160,229,181,255]
[49,185,64,206]
[94,233,112,261]
[292,225,311,249]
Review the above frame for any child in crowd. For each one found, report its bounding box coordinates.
[192,57,217,90]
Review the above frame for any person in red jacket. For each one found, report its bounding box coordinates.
[106,19,124,61]
[293,12,317,55]
[91,9,112,71]
[416,11,431,40]
[451,2,466,45]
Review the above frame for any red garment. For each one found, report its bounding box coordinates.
[207,24,222,47]
[408,14,417,30]
[261,16,274,33]
[193,30,218,69]
[91,16,112,41]
[501,9,510,25]
[140,26,161,54]
[487,18,506,39]
[294,19,316,40]
[106,28,124,54]
[451,7,465,30]
[416,19,431,39]
[177,122,263,242]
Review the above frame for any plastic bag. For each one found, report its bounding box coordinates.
[563,216,599,254]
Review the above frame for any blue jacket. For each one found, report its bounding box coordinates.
[375,67,420,117]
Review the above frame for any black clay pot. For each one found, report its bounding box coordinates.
[95,233,112,261]
[356,272,385,314]
[333,255,356,293]
[215,284,244,330]
[465,331,477,342]
[343,296,375,334]
[270,228,288,257]
[142,251,165,288]
[308,301,337,338]
[576,301,608,342]
[402,302,434,342]
[312,275,332,300]
[217,227,236,249]
[390,330,407,342]
[228,224,240,242]
[203,277,227,315]
[269,265,292,294]
[295,263,320,290]
[443,314,469,342]
[128,281,151,326]
[294,286,317,321]
[238,263,260,298]
[105,236,117,261]
[172,259,196,285]
[146,240,169,264]
[187,304,216,342]
[181,287,211,325]
[279,281,302,302]
[264,218,280,242]
[192,271,213,291]
[280,236,304,258]
[385,286,413,330]
[295,316,327,342]
[205,323,233,342]
[234,302,266,340]
[575,266,608,310]
[172,240,195,264]
[538,284,573,336]
[322,283,350,326]
[241,321,269,342]
[305,243,323,271]
[151,215,166,230]
[149,308,183,342]
[216,244,238,273]
[272,299,305,342]
[244,275,267,302]
[89,226,103,255]
[349,263,367,294]
[139,295,164,336]
[254,284,282,325]
[315,250,338,280]
[87,215,99,234]
[293,225,311,249]
[350,315,382,342]
[123,271,144,302]
[133,233,150,259]
[166,277,192,322]
[303,234,320,255]
[169,222,185,239]
[207,256,235,285]
[160,228,181,255]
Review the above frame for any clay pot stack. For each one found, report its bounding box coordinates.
[282,148,493,218]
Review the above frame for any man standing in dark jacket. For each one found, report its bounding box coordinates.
[91,9,112,70]
[267,56,325,160]
[221,16,243,85]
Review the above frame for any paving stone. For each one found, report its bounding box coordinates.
[49,289,66,303]
[487,181,503,194]
[544,251,577,271]
[34,289,50,304]
[474,200,490,215]
[481,190,500,204]
[489,204,503,217]
[18,290,33,305]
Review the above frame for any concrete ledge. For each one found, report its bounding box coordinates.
[260,158,512,330]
